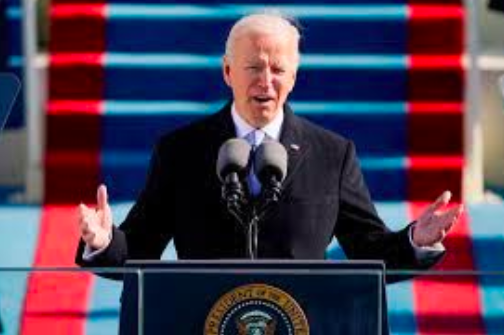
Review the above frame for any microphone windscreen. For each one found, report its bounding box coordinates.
[216,138,252,181]
[255,140,288,183]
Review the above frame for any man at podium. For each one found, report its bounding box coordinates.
[75,12,463,273]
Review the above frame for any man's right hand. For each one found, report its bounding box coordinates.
[78,184,113,250]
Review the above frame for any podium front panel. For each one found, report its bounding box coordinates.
[122,260,386,335]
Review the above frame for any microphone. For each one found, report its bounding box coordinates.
[254,140,288,206]
[216,138,252,225]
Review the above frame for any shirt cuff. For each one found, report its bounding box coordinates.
[408,225,445,260]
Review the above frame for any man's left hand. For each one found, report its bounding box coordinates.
[412,190,464,247]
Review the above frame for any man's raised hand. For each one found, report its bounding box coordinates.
[412,190,464,247]
[78,184,113,250]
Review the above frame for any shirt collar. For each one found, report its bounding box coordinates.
[230,103,284,141]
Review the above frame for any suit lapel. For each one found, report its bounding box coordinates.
[280,104,310,189]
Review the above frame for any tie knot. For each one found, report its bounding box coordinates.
[246,129,265,147]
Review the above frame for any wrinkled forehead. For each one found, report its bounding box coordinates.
[233,32,299,65]
[232,25,299,53]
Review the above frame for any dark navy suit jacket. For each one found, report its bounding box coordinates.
[76,102,440,271]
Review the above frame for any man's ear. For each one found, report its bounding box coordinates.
[222,56,232,87]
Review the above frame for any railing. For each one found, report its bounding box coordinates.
[0,267,503,334]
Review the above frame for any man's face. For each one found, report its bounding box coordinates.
[223,31,298,128]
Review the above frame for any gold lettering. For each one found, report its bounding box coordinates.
[255,288,267,298]
[268,292,281,303]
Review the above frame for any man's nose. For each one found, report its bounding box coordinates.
[257,68,273,88]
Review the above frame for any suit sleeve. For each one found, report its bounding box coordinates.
[334,141,443,271]
[75,142,175,271]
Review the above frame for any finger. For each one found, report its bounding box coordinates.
[102,207,113,230]
[437,205,463,232]
[80,219,96,243]
[416,191,451,224]
[428,190,452,214]
[79,203,101,230]
[79,214,97,232]
[78,203,93,223]
[97,184,108,210]
[78,203,88,216]
[445,204,463,221]
[97,185,113,229]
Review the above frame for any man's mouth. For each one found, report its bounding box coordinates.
[252,96,275,104]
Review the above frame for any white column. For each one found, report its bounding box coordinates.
[463,0,484,202]
[22,0,43,202]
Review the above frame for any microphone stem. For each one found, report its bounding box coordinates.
[247,212,259,259]
[246,178,282,259]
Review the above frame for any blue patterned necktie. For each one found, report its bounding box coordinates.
[245,130,265,196]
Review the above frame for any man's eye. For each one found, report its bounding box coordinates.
[273,67,286,74]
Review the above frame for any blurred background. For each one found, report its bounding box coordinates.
[0,0,504,334]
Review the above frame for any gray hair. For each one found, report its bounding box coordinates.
[225,11,301,63]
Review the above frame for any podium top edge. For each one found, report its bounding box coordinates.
[124,259,386,271]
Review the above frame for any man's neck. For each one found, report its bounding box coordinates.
[230,103,284,141]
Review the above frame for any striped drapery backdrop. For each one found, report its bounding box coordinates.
[16,1,495,335]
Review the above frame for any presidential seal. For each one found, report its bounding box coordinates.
[204,283,309,335]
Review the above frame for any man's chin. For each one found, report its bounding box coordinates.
[251,107,278,126]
